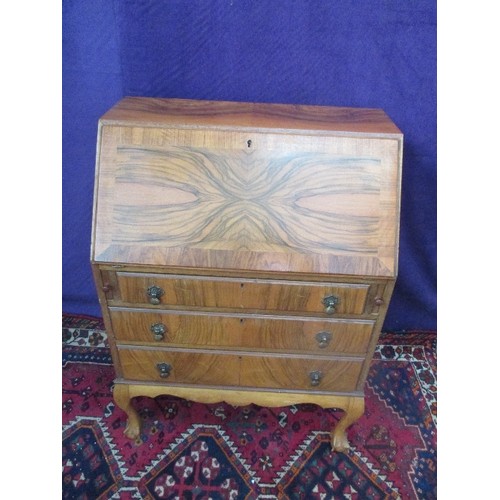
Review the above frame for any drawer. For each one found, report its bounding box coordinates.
[110,308,374,355]
[118,348,363,393]
[114,272,370,315]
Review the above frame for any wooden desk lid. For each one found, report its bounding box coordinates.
[92,98,403,277]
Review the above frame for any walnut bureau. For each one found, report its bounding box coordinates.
[90,97,403,452]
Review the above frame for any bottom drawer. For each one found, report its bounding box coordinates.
[118,348,363,393]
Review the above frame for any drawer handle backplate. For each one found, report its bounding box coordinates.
[322,294,340,314]
[309,370,323,386]
[150,323,166,341]
[147,285,164,305]
[156,362,172,378]
[315,331,332,348]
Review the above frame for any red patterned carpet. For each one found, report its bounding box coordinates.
[62,314,436,499]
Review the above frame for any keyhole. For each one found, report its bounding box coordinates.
[247,139,252,148]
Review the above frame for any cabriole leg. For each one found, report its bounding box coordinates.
[113,384,141,439]
[331,397,365,452]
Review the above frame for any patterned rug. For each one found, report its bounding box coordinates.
[62,314,437,499]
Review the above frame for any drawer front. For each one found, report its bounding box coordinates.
[119,348,240,386]
[114,272,370,315]
[118,348,362,393]
[110,309,374,355]
[239,355,362,392]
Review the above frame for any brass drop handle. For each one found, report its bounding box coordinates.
[315,331,332,349]
[150,323,166,341]
[147,285,164,305]
[322,295,340,314]
[309,370,323,386]
[156,362,172,378]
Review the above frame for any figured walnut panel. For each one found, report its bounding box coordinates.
[92,126,401,277]
[239,356,362,392]
[114,273,369,314]
[110,308,375,355]
[112,146,381,253]
[119,348,240,387]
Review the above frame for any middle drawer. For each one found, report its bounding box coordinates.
[110,308,375,356]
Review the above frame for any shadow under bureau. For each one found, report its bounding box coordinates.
[91,97,403,452]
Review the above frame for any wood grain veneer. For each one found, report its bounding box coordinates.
[92,125,400,276]
[113,273,370,314]
[91,97,403,453]
[118,347,363,392]
[109,308,375,355]
[99,97,402,135]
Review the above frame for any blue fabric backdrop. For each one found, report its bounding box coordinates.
[62,0,436,331]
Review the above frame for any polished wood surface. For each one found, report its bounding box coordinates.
[100,97,403,136]
[114,272,370,314]
[240,354,362,392]
[92,105,402,277]
[110,143,383,256]
[119,348,238,387]
[110,307,374,355]
[118,347,363,392]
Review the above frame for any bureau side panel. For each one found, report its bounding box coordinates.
[91,264,123,377]
[355,278,396,391]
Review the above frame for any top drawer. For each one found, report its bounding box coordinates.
[112,272,370,315]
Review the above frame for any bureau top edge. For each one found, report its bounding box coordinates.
[99,96,403,137]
